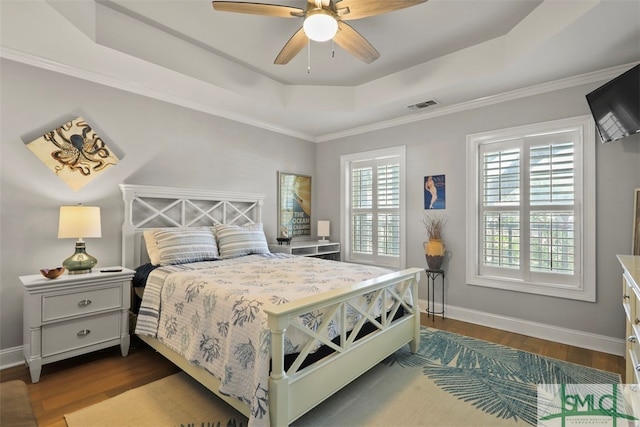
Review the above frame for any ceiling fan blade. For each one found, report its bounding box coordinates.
[212,2,304,18]
[335,0,427,20]
[274,28,309,64]
[333,21,379,63]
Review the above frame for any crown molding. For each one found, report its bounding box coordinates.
[0,47,316,142]
[1,46,636,143]
[316,62,639,142]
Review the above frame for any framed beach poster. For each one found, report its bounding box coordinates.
[634,188,640,255]
[278,172,311,238]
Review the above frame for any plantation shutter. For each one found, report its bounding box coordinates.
[478,130,580,286]
[351,164,373,255]
[529,140,576,275]
[348,155,401,267]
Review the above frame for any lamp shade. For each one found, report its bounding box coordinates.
[318,220,330,238]
[303,10,338,42]
[58,205,102,239]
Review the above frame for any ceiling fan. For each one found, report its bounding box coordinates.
[211,0,428,65]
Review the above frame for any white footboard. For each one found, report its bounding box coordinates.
[266,267,422,426]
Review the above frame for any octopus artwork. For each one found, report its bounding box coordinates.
[27,117,119,191]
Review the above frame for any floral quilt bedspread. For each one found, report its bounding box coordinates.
[135,253,401,426]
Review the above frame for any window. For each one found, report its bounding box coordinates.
[341,146,406,269]
[466,116,596,301]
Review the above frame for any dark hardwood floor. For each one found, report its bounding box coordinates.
[1,315,625,427]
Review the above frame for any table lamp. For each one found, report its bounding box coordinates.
[318,220,330,243]
[58,205,102,274]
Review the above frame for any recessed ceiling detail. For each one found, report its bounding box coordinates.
[1,0,637,140]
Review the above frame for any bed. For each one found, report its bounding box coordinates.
[120,184,422,427]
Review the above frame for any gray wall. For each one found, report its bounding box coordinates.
[0,59,316,351]
[316,83,640,341]
[2,57,639,356]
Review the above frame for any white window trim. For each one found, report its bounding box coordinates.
[340,146,406,270]
[465,116,596,301]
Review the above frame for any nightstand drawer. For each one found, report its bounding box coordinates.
[42,311,121,357]
[42,285,123,321]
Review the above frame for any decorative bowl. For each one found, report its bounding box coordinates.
[40,267,65,279]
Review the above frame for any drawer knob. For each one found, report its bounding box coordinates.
[78,299,92,308]
[635,318,640,325]
[77,329,91,337]
[624,294,631,299]
[629,335,637,343]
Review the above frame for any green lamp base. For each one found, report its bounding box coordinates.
[62,241,97,274]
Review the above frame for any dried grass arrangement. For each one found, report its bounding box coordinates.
[422,212,447,241]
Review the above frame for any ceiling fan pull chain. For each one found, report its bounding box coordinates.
[332,39,335,58]
[308,39,311,74]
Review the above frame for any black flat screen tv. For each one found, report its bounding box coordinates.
[586,64,640,143]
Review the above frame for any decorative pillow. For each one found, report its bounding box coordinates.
[215,223,270,259]
[143,229,163,265]
[153,228,219,266]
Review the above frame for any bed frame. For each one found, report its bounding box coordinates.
[120,184,422,426]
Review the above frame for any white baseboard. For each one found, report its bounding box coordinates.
[0,345,25,371]
[419,298,624,357]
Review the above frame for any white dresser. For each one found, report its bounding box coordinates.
[619,254,640,384]
[21,267,134,383]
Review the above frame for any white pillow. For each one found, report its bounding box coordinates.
[215,223,270,259]
[152,228,219,266]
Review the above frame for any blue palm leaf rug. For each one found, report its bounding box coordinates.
[65,327,620,427]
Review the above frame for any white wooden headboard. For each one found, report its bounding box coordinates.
[120,184,265,268]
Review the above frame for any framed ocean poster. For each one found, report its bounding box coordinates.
[278,172,311,238]
[424,174,445,209]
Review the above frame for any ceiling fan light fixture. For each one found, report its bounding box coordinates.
[303,9,338,42]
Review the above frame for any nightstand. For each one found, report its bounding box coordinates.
[20,267,134,383]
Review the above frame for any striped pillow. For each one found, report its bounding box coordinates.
[143,228,171,265]
[215,223,270,259]
[153,228,219,266]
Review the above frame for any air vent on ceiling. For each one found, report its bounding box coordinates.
[406,99,438,110]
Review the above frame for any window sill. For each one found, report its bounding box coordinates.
[466,274,595,302]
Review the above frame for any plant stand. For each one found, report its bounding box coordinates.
[425,269,445,321]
